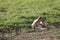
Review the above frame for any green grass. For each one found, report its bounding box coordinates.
[0,0,60,28]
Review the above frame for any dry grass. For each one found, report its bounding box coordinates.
[12,29,60,40]
[0,29,60,40]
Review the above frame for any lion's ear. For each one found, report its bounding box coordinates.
[39,17,42,19]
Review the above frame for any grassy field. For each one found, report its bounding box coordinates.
[0,0,60,29]
[0,0,60,40]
